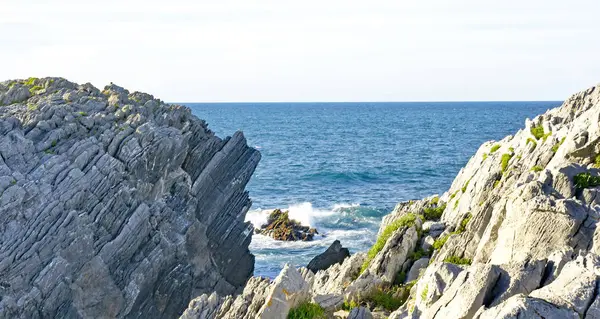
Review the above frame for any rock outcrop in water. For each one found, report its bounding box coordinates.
[0,77,260,318]
[255,208,318,241]
[307,240,350,273]
[182,84,600,319]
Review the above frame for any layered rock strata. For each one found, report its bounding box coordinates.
[0,77,260,318]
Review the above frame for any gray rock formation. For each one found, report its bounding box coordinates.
[0,77,260,318]
[307,240,350,273]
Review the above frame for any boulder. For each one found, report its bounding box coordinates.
[406,257,430,282]
[307,240,350,273]
[256,264,311,318]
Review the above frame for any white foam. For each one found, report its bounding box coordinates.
[246,202,338,228]
[332,203,360,210]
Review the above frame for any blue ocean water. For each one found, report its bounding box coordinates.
[184,102,560,278]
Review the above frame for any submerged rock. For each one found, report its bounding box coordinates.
[256,208,318,241]
[0,77,260,318]
[307,240,350,273]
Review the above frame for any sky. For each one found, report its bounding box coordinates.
[2,0,599,102]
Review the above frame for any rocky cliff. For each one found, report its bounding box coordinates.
[0,78,260,318]
[184,83,600,319]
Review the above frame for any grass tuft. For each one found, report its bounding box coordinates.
[288,302,325,319]
[574,172,600,191]
[490,144,501,153]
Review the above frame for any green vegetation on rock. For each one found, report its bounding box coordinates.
[526,138,537,148]
[433,234,449,250]
[501,153,513,173]
[423,203,446,220]
[287,302,325,319]
[360,213,418,273]
[455,213,472,234]
[531,165,543,172]
[551,137,566,153]
[574,172,600,191]
[365,281,415,311]
[443,255,472,265]
[530,125,545,140]
[421,284,429,300]
[461,179,470,193]
[341,300,359,311]
[490,144,501,153]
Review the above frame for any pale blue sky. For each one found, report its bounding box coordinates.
[2,0,599,102]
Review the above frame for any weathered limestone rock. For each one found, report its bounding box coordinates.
[529,254,600,316]
[364,224,419,283]
[427,264,501,318]
[256,264,311,318]
[312,252,366,296]
[307,240,350,273]
[474,294,579,319]
[0,78,260,318]
[406,257,430,282]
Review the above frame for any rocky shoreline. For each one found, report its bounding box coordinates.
[183,83,600,319]
[3,77,600,318]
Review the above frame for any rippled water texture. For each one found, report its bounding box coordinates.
[185,101,559,278]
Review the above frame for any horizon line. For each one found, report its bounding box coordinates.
[173,100,564,104]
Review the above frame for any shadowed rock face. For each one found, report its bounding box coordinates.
[0,78,260,318]
[307,240,350,273]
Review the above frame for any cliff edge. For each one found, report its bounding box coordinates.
[184,84,600,319]
[0,78,260,318]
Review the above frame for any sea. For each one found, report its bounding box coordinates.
[184,101,560,278]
